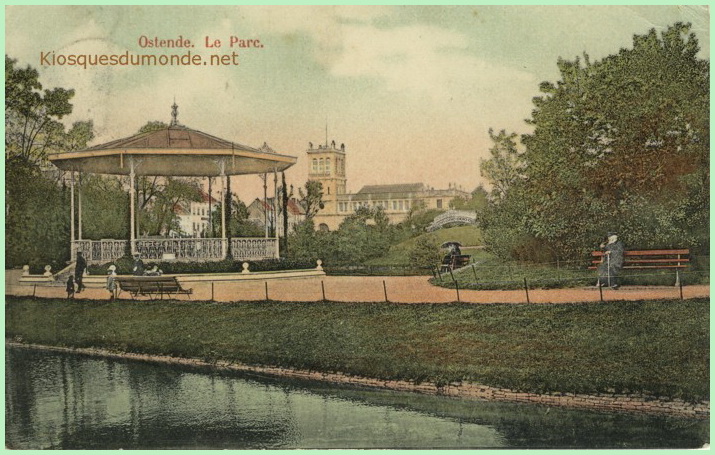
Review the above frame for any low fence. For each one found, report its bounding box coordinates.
[8,272,709,305]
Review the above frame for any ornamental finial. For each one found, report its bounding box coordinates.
[171,100,179,126]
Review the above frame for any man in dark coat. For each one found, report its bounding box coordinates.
[75,251,87,293]
[598,232,625,289]
[132,253,145,276]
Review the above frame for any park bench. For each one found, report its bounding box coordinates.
[589,249,689,285]
[116,276,193,300]
[440,254,471,273]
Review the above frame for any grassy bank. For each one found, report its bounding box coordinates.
[435,256,710,290]
[5,296,709,402]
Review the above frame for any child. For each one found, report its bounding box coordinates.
[66,275,75,299]
[106,265,117,300]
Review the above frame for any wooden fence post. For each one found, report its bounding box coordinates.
[523,278,530,304]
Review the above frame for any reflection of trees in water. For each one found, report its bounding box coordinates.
[6,348,39,446]
[7,348,708,449]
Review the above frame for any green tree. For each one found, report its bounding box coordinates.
[298,180,324,218]
[138,120,168,133]
[139,177,202,236]
[482,22,709,260]
[5,159,69,269]
[480,129,523,201]
[80,174,130,240]
[210,195,263,238]
[408,234,442,270]
[5,56,94,269]
[5,55,74,163]
[280,172,294,254]
[449,186,489,212]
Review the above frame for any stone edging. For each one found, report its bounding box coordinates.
[8,342,708,419]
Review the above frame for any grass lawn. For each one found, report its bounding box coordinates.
[6,296,709,402]
[435,256,708,290]
[366,225,483,267]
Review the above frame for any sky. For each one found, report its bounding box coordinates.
[5,5,710,203]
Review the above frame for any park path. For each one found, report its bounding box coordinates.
[5,271,709,304]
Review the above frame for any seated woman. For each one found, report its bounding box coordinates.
[144,265,163,276]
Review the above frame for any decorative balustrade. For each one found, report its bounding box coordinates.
[231,237,279,260]
[71,237,278,263]
[73,240,128,263]
[135,238,227,261]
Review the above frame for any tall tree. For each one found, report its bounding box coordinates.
[280,172,294,254]
[482,22,709,260]
[298,180,324,219]
[5,56,75,164]
[480,129,523,201]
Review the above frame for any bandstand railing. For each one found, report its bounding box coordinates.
[72,237,279,264]
[231,237,279,260]
[73,239,128,263]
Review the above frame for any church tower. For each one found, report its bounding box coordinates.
[306,139,346,225]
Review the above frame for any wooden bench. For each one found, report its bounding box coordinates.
[440,254,471,272]
[116,276,193,300]
[590,249,689,285]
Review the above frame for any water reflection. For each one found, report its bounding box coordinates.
[6,346,708,449]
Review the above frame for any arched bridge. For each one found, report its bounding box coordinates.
[426,210,477,231]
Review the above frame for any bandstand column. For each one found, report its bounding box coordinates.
[78,172,83,240]
[263,173,268,239]
[220,161,227,258]
[129,158,136,255]
[70,171,75,260]
[273,168,279,258]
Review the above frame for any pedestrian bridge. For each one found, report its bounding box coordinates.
[426,210,477,232]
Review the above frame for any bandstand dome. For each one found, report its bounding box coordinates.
[48,123,296,176]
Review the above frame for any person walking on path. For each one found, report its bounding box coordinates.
[598,232,625,289]
[75,251,87,293]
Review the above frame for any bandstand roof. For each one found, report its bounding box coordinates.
[48,123,296,177]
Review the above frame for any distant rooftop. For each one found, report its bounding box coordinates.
[357,183,426,194]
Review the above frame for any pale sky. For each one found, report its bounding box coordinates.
[5,5,710,202]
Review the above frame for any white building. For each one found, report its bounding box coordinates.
[175,190,219,237]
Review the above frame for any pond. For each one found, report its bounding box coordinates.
[6,346,708,449]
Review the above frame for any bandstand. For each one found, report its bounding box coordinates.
[47,105,297,264]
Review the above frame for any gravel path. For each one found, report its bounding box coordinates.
[6,273,709,304]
